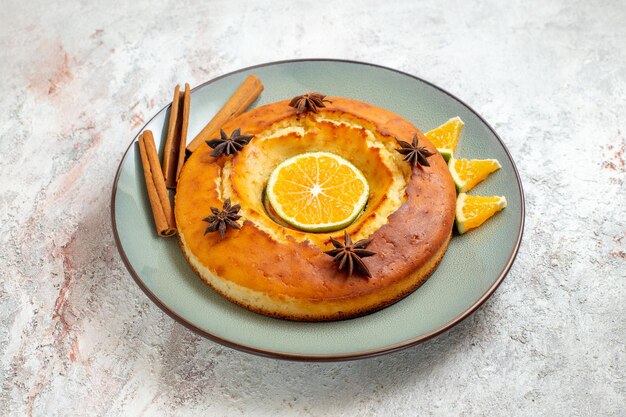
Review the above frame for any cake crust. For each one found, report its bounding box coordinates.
[175,97,456,321]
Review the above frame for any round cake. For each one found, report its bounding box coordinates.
[174,96,456,321]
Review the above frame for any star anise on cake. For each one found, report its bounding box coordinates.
[324,231,376,278]
[289,92,332,114]
[206,128,253,158]
[202,199,242,238]
[395,134,435,168]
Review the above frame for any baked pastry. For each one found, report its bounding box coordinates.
[174,96,456,321]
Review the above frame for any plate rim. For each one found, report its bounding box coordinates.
[111,58,525,362]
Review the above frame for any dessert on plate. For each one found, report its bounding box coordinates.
[174,93,458,321]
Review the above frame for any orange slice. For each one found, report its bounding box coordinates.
[266,152,369,232]
[425,117,464,161]
[455,193,507,234]
[449,157,501,193]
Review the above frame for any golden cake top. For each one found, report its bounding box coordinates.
[175,96,456,301]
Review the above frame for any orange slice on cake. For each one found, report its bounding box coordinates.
[265,152,369,232]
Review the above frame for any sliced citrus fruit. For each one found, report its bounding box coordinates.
[449,157,501,193]
[425,116,464,161]
[266,152,369,232]
[262,191,291,228]
[456,193,507,234]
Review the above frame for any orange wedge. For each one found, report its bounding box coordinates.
[265,152,369,232]
[425,117,464,161]
[455,193,507,234]
[449,157,501,193]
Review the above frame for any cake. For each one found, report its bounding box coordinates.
[174,95,457,321]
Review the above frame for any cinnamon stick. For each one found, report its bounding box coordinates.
[176,83,190,182]
[162,84,181,188]
[138,130,177,237]
[186,74,263,153]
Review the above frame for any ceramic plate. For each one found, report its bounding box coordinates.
[112,59,524,361]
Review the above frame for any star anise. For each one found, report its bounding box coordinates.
[324,231,376,278]
[395,134,435,168]
[202,199,242,238]
[206,128,253,158]
[288,92,332,114]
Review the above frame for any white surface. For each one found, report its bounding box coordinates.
[0,0,624,415]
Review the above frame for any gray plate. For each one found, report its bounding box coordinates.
[111,59,524,361]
